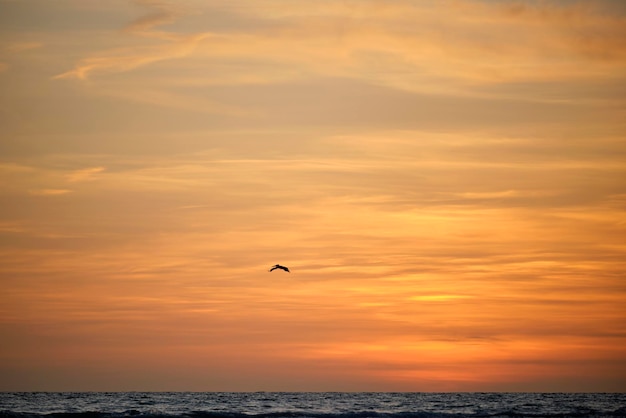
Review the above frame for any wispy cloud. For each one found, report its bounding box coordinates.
[123,0,179,35]
[408,295,473,302]
[53,34,208,80]
[65,166,106,182]
[28,188,73,196]
[180,0,626,91]
[53,0,626,88]
[0,41,43,73]
[5,42,43,53]
[54,1,208,80]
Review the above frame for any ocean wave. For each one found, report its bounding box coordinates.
[2,409,626,418]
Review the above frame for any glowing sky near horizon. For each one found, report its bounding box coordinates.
[0,0,625,392]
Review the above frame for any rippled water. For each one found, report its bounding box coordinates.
[1,392,625,418]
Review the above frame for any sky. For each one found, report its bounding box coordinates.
[0,0,625,392]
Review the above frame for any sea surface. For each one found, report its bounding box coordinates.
[1,392,626,418]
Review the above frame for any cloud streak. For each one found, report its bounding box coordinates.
[54,1,209,80]
[53,0,626,90]
[123,0,179,35]
[53,34,208,80]
[27,189,73,196]
[182,0,626,89]
[66,166,106,182]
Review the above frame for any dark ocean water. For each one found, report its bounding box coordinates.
[1,392,625,418]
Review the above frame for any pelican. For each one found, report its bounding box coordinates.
[269,264,290,272]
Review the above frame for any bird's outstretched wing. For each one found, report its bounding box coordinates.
[269,264,289,272]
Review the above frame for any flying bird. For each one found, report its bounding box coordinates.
[269,264,290,272]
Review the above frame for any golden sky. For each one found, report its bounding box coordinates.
[1,0,625,392]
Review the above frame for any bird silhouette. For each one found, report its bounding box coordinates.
[269,264,290,272]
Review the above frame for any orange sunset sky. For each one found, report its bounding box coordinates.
[1,0,625,392]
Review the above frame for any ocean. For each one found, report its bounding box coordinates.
[1,392,625,418]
